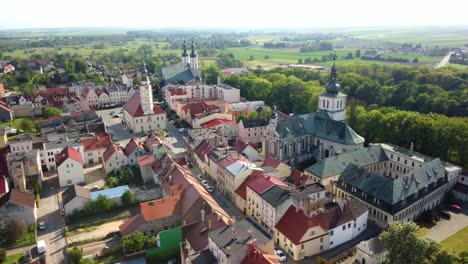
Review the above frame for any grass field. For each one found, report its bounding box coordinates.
[441,226,468,254]
[3,253,24,264]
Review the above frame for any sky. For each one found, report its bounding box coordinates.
[1,0,467,29]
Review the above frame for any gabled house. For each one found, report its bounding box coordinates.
[81,134,112,165]
[239,119,269,144]
[61,184,90,215]
[56,146,84,187]
[81,87,99,108]
[144,132,175,159]
[124,138,146,166]
[261,156,292,179]
[231,139,260,162]
[242,240,281,264]
[0,189,37,225]
[95,88,110,108]
[103,143,128,173]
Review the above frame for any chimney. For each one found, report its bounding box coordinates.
[410,142,414,152]
[217,76,222,86]
[201,209,206,223]
[226,246,232,256]
[251,238,257,247]
[231,227,238,240]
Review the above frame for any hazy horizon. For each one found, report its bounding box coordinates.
[2,0,467,30]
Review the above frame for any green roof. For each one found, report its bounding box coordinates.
[339,158,446,205]
[276,111,364,145]
[306,145,387,179]
[146,227,182,261]
[159,63,200,84]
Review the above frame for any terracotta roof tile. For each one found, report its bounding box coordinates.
[182,102,220,119]
[0,189,36,209]
[200,119,238,129]
[119,214,145,236]
[242,242,281,264]
[168,88,187,96]
[137,154,155,167]
[123,91,165,118]
[81,134,112,152]
[262,156,282,168]
[194,140,215,162]
[103,144,124,162]
[247,174,287,195]
[140,196,180,222]
[235,173,262,200]
[288,169,309,186]
[55,146,83,167]
[184,212,228,252]
[124,138,145,156]
[275,206,320,244]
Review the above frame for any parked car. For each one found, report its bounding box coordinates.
[274,247,287,262]
[197,175,204,181]
[440,211,451,219]
[37,240,47,254]
[207,186,214,193]
[38,221,46,230]
[449,204,461,213]
[201,180,209,186]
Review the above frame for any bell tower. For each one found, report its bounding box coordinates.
[317,53,347,122]
[140,60,154,115]
[181,40,189,64]
[189,41,199,70]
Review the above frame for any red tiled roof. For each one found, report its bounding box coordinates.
[81,134,112,152]
[119,214,145,236]
[262,156,282,168]
[194,140,215,162]
[0,189,36,209]
[0,102,11,113]
[247,174,287,195]
[200,119,238,129]
[275,206,320,244]
[0,175,8,195]
[123,91,165,118]
[124,138,145,156]
[242,242,280,264]
[55,146,83,167]
[137,154,155,167]
[182,102,220,119]
[144,133,163,152]
[103,144,124,162]
[288,170,309,186]
[140,196,180,222]
[235,172,262,200]
[231,138,256,153]
[168,88,187,96]
[39,87,69,98]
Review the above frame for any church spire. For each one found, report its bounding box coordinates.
[182,41,188,57]
[190,41,197,58]
[325,52,340,93]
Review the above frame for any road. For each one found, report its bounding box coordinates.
[425,202,468,242]
[435,52,453,68]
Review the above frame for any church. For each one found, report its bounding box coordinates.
[158,41,202,86]
[123,62,166,134]
[262,57,365,165]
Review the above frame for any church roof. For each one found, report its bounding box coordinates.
[123,91,165,118]
[275,111,364,145]
[159,63,200,84]
[306,145,388,179]
[338,158,446,205]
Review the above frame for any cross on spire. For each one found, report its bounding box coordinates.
[330,52,337,81]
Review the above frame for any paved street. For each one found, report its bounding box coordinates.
[37,177,67,264]
[96,108,139,146]
[425,201,468,242]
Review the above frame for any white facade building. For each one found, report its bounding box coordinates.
[56,147,85,187]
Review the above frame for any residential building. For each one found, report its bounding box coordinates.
[234,173,262,214]
[137,154,155,183]
[208,217,276,264]
[261,156,292,179]
[453,170,468,201]
[159,41,201,86]
[0,127,7,148]
[123,76,166,133]
[0,189,37,225]
[242,241,281,264]
[124,138,146,166]
[56,147,84,187]
[81,87,99,108]
[355,237,387,264]
[42,138,83,171]
[61,184,90,215]
[7,150,43,192]
[193,140,216,176]
[263,63,364,164]
[95,88,111,108]
[239,119,269,144]
[89,185,130,206]
[104,83,128,105]
[0,102,13,122]
[274,199,368,261]
[200,119,239,140]
[231,139,260,162]
[144,133,175,159]
[103,143,128,173]
[8,134,33,154]
[81,134,112,165]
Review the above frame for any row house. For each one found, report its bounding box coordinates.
[124,138,146,166]
[42,138,84,171]
[144,132,175,160]
[231,138,260,162]
[274,199,368,261]
[103,143,128,174]
[163,83,240,109]
[104,83,129,105]
[192,112,233,129]
[81,87,99,108]
[261,156,292,179]
[8,134,33,154]
[96,88,111,107]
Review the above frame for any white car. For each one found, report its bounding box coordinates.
[274,247,287,262]
[38,222,46,230]
[207,186,214,193]
[197,175,204,181]
[201,180,209,186]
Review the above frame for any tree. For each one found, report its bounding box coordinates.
[43,107,63,118]
[19,118,35,133]
[67,247,82,264]
[236,114,248,123]
[7,219,27,243]
[247,111,258,120]
[258,106,272,119]
[412,58,419,63]
[121,190,136,207]
[201,65,222,85]
[106,176,117,188]
[0,248,5,263]
[248,55,255,61]
[133,77,141,87]
[122,231,147,254]
[264,55,270,60]
[380,222,461,264]
[298,58,303,64]
[346,52,354,60]
[355,49,361,58]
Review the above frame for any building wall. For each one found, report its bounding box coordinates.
[355,248,386,264]
[239,123,268,144]
[328,211,368,249]
[104,153,128,174]
[139,165,154,183]
[127,113,167,134]
[84,149,105,165]
[12,104,42,118]
[44,144,84,171]
[0,108,13,122]
[192,113,233,129]
[274,226,329,261]
[57,159,85,187]
[0,202,37,225]
[64,197,89,215]
[9,140,33,154]
[127,148,145,166]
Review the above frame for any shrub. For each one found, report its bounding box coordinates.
[121,190,137,207]
[7,219,27,243]
[0,248,5,263]
[67,247,82,264]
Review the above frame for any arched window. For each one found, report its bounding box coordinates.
[324,149,330,158]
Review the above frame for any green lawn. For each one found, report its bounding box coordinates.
[3,253,24,264]
[441,226,468,254]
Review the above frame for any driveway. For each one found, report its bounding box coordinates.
[425,202,468,242]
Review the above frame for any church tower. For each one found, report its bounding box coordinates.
[181,40,189,64]
[140,60,154,115]
[317,54,347,122]
[189,41,199,70]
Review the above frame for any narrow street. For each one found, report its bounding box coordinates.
[435,52,453,68]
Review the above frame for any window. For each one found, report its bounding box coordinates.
[320,245,324,251]
[301,244,304,249]
[330,241,334,246]
[342,225,346,230]
[330,230,334,236]
[348,223,351,228]
[320,237,324,242]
